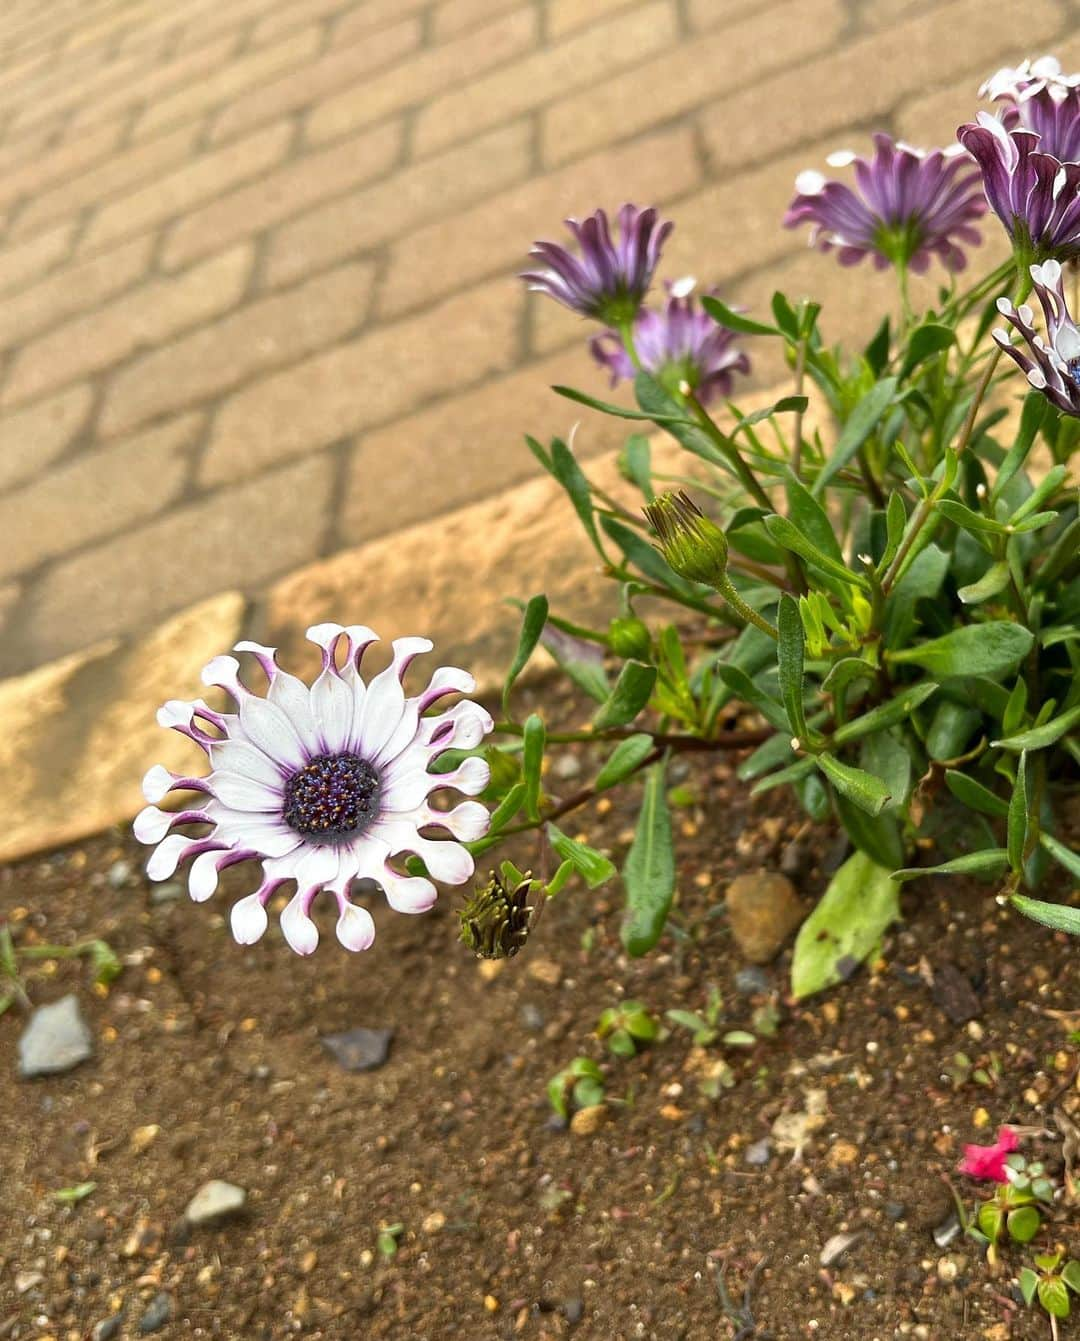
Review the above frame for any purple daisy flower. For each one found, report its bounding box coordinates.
[993,259,1080,415]
[981,58,1080,159]
[589,280,750,404]
[783,133,986,272]
[521,203,673,324]
[958,112,1080,259]
[136,624,493,955]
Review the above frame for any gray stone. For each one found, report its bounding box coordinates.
[744,1137,771,1167]
[520,1004,545,1032]
[107,859,133,887]
[138,1292,173,1333]
[149,880,182,905]
[320,1026,393,1072]
[725,872,805,964]
[92,1317,123,1341]
[734,966,771,996]
[18,994,93,1077]
[184,1179,247,1227]
[820,1231,859,1267]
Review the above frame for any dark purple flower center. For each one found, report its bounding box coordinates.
[283,752,381,840]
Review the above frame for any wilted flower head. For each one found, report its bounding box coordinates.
[521,203,672,324]
[959,1126,1019,1182]
[959,112,1080,259]
[459,866,536,959]
[644,490,729,587]
[136,625,492,955]
[784,133,986,272]
[994,259,1080,414]
[590,280,750,404]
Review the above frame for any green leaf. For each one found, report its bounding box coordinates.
[992,390,1049,504]
[899,322,955,378]
[764,514,870,589]
[546,823,616,889]
[540,622,609,702]
[816,752,892,816]
[882,490,907,569]
[722,1030,757,1048]
[1007,1205,1041,1243]
[835,792,905,870]
[813,377,898,495]
[1062,1261,1080,1294]
[893,849,1009,881]
[594,734,655,790]
[1038,1276,1071,1320]
[487,781,526,834]
[521,713,546,823]
[783,473,844,563]
[592,660,657,730]
[958,561,1011,605]
[700,295,779,336]
[621,433,654,499]
[888,621,1035,679]
[1007,750,1031,870]
[620,762,675,957]
[977,1201,1005,1242]
[831,681,938,746]
[86,939,122,986]
[1009,462,1067,523]
[52,1181,97,1205]
[552,383,695,427]
[925,700,982,761]
[865,315,891,375]
[1040,831,1080,880]
[944,770,1009,818]
[791,851,900,998]
[1019,1267,1040,1306]
[820,656,878,696]
[714,664,790,733]
[551,437,602,553]
[503,594,549,717]
[1010,893,1080,935]
[777,593,808,740]
[624,1006,659,1041]
[993,702,1080,752]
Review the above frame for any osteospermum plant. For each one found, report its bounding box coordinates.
[141,55,1078,995]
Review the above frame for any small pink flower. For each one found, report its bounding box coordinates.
[959,1127,1019,1182]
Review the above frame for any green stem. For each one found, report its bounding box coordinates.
[716,575,779,640]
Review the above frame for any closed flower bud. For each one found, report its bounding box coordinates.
[607,615,652,660]
[643,490,729,588]
[459,869,536,960]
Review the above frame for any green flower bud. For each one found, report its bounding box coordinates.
[607,615,651,660]
[458,869,535,959]
[643,490,729,588]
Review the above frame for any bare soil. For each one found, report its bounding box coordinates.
[2,699,1078,1341]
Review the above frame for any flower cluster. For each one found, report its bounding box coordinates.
[784,133,986,273]
[523,205,750,405]
[994,259,1080,413]
[137,625,492,955]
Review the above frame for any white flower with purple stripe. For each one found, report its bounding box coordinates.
[994,259,1080,416]
[136,625,492,955]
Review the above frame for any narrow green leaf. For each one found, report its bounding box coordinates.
[835,792,905,870]
[521,713,546,822]
[621,433,653,499]
[888,621,1034,678]
[993,702,1080,752]
[1061,1260,1080,1294]
[503,594,548,717]
[1007,750,1031,870]
[487,781,526,834]
[1039,831,1080,880]
[991,390,1049,504]
[958,561,1011,605]
[944,770,1009,818]
[592,660,657,730]
[551,437,602,552]
[52,1181,97,1205]
[1009,462,1067,523]
[540,622,609,702]
[700,295,780,336]
[899,322,955,378]
[831,681,938,745]
[777,593,808,740]
[820,656,879,696]
[936,498,1008,536]
[813,377,898,495]
[1019,1267,1040,1306]
[620,763,675,957]
[816,752,893,816]
[882,490,907,569]
[546,823,616,889]
[594,733,655,790]
[925,699,982,760]
[552,383,695,427]
[764,514,870,589]
[714,663,790,733]
[524,434,552,472]
[791,851,900,998]
[893,849,1009,881]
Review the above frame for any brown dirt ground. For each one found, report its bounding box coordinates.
[1,684,1079,1341]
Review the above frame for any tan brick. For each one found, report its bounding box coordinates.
[307,7,538,145]
[24,455,335,661]
[0,235,153,352]
[2,244,253,406]
[380,124,699,318]
[542,0,845,167]
[341,347,632,541]
[431,0,524,40]
[415,3,675,158]
[4,40,169,139]
[252,0,356,47]
[101,260,375,437]
[10,122,201,242]
[78,121,292,256]
[546,0,639,38]
[330,0,435,47]
[686,0,763,27]
[201,279,522,485]
[699,0,1060,175]
[0,581,19,635]
[68,32,239,131]
[132,23,323,140]
[0,117,124,217]
[0,120,60,180]
[209,17,420,145]
[0,413,201,580]
[163,119,402,272]
[266,119,531,288]
[0,384,92,494]
[0,221,74,297]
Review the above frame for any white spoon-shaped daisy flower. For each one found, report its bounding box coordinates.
[136,624,493,955]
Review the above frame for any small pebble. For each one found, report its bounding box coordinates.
[138,1293,173,1334]
[563,1298,584,1325]
[744,1137,771,1167]
[734,966,771,996]
[932,1212,962,1248]
[553,754,582,780]
[519,1004,545,1032]
[320,1026,393,1072]
[185,1179,247,1227]
[526,958,562,988]
[92,1318,122,1341]
[18,994,94,1077]
[885,1201,907,1222]
[570,1104,608,1136]
[149,881,183,905]
[820,1232,859,1267]
[107,860,133,888]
